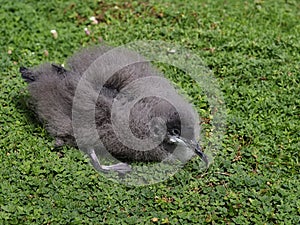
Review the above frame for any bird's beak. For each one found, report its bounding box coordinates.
[194,142,209,167]
[169,135,209,167]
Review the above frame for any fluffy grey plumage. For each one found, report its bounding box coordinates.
[20,46,207,173]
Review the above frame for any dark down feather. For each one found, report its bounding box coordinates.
[20,46,208,174]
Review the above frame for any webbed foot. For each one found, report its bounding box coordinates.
[88,149,132,174]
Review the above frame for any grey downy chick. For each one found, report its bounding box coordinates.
[20,46,208,174]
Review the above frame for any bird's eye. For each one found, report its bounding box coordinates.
[171,128,180,136]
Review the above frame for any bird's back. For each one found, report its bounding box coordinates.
[20,46,199,163]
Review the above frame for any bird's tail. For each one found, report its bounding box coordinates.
[20,67,36,83]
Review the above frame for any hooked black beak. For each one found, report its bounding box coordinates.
[168,135,209,167]
[194,143,209,167]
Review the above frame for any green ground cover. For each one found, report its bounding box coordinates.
[0,0,299,224]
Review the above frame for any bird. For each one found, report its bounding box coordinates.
[20,45,208,174]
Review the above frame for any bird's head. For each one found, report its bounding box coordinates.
[129,96,208,166]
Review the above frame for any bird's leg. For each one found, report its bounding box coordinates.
[87,149,132,174]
